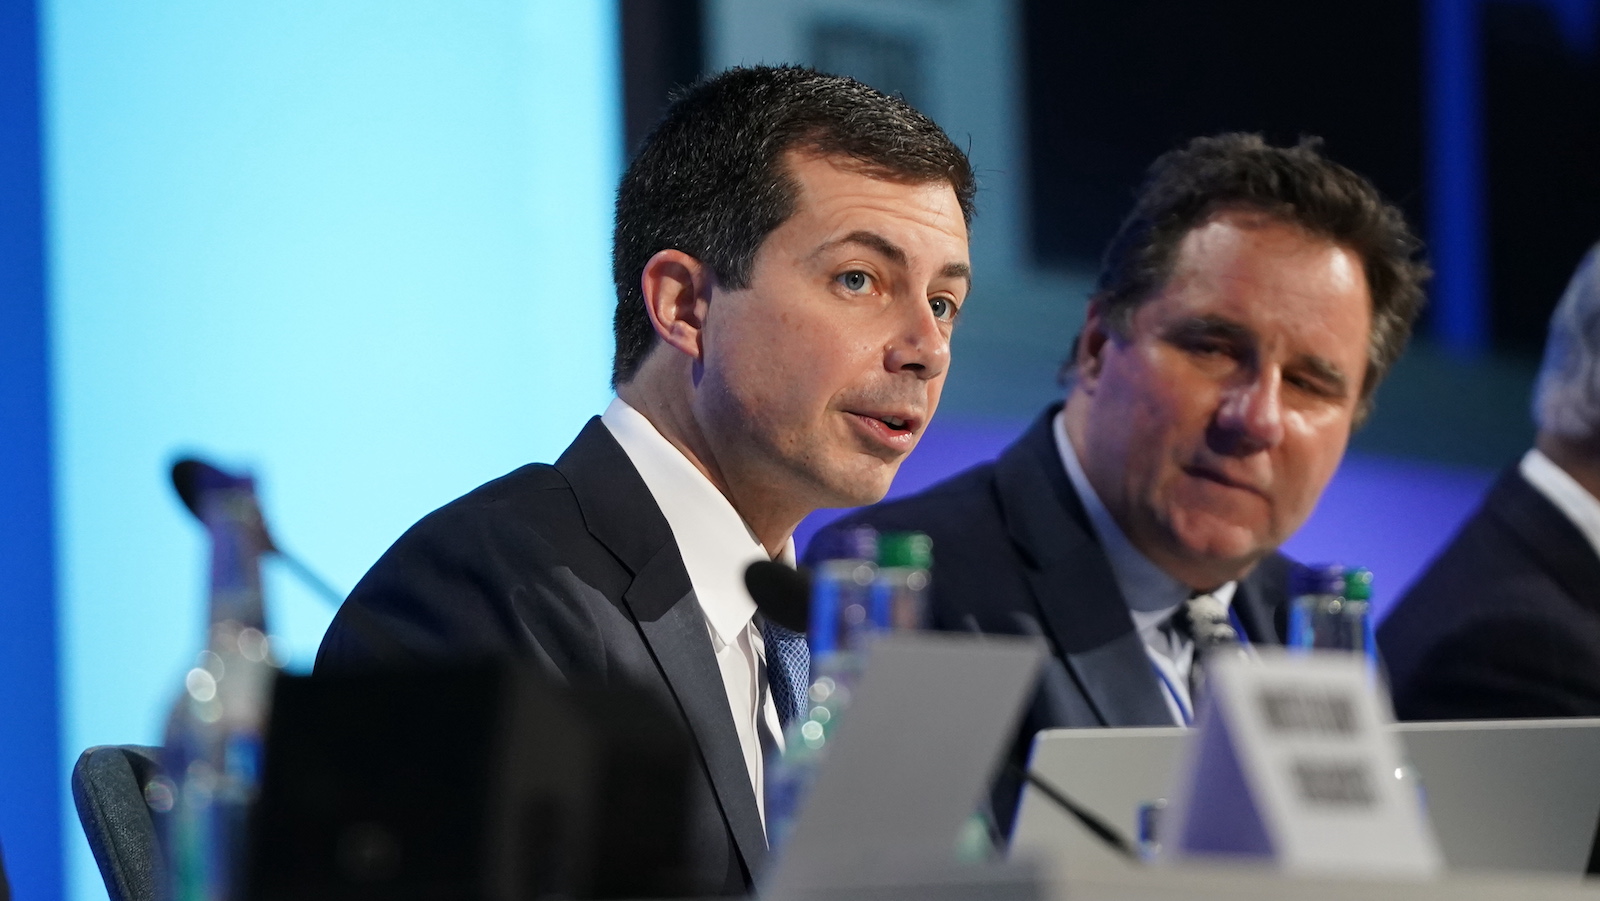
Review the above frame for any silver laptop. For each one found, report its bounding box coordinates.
[1010,719,1600,876]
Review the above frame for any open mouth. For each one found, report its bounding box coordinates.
[875,414,911,432]
[847,411,920,446]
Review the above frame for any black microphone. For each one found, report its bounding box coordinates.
[743,559,810,633]
[170,456,344,607]
[1007,763,1142,862]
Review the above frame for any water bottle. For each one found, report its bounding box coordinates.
[765,527,878,851]
[1287,564,1376,662]
[808,526,880,657]
[870,532,931,632]
[156,465,280,901]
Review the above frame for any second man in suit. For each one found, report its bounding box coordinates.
[812,133,1428,829]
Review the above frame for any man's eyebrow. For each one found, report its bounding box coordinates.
[1292,353,1352,397]
[1167,316,1352,396]
[813,230,972,290]
[939,261,973,290]
[816,230,907,266]
[1166,315,1254,344]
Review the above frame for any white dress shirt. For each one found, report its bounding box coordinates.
[1052,409,1238,725]
[601,398,789,830]
[1520,448,1600,561]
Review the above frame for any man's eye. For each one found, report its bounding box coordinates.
[838,271,871,293]
[929,296,956,321]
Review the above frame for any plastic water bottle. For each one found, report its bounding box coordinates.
[766,530,949,857]
[764,527,878,851]
[808,525,880,655]
[870,531,931,632]
[1287,564,1376,662]
[156,466,280,901]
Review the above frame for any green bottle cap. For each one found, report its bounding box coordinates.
[1343,567,1373,601]
[878,531,932,569]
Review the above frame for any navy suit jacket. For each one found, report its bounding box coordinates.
[1379,466,1600,720]
[809,406,1292,829]
[315,418,763,895]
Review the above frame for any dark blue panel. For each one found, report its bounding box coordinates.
[0,0,62,898]
[1426,0,1489,354]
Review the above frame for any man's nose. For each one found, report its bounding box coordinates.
[885,300,950,380]
[1213,368,1286,454]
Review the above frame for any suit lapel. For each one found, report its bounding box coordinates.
[1235,553,1290,644]
[995,409,1174,727]
[556,419,768,878]
[624,546,769,875]
[1493,468,1600,611]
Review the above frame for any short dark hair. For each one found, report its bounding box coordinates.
[1084,133,1428,419]
[610,65,976,386]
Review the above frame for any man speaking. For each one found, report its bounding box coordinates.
[316,66,974,894]
[813,133,1427,826]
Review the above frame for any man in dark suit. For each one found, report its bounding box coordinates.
[812,134,1429,829]
[315,65,975,894]
[1381,243,1600,720]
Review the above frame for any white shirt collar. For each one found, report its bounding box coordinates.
[601,398,795,646]
[1051,408,1236,630]
[1520,448,1600,562]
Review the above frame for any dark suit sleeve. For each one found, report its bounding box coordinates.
[314,478,611,680]
[1394,613,1600,720]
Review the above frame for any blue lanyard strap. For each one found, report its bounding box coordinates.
[1151,662,1194,726]
[1228,606,1251,646]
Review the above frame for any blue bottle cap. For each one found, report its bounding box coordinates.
[810,525,878,562]
[1291,563,1346,596]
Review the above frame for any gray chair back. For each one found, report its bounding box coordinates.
[71,745,165,901]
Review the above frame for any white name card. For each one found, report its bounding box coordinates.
[1166,650,1443,878]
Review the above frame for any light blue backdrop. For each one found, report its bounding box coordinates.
[42,4,619,898]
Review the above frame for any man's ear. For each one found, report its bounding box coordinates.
[639,249,715,361]
[1075,299,1113,385]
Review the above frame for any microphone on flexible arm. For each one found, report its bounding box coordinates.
[171,457,346,607]
[741,559,1144,862]
[171,456,408,662]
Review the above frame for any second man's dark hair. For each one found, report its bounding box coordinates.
[611,65,976,386]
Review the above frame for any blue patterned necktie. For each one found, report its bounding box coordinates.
[761,617,811,730]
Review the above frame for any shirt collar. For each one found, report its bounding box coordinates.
[1520,448,1600,563]
[601,398,795,646]
[1051,408,1235,626]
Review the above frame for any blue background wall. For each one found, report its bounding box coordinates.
[0,0,60,897]
[35,3,620,898]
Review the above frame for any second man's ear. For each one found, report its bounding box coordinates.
[639,249,716,361]
[1074,300,1113,384]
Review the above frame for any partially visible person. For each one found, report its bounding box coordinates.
[317,65,974,894]
[810,133,1428,829]
[1381,242,1600,719]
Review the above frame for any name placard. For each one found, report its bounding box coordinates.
[1166,650,1442,877]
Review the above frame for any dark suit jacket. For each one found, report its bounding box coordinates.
[315,418,763,895]
[1379,466,1600,720]
[808,405,1292,830]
